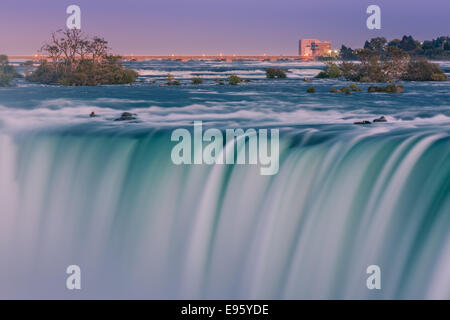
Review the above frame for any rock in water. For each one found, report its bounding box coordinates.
[115,112,137,121]
[373,116,387,123]
[354,120,371,125]
[90,112,97,118]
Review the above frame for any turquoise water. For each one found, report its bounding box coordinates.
[0,60,449,299]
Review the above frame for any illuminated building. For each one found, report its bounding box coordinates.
[299,39,332,58]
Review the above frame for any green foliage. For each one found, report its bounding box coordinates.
[388,35,420,52]
[166,74,181,85]
[228,74,243,85]
[339,45,358,60]
[401,59,448,81]
[306,86,315,93]
[0,55,20,86]
[348,84,362,91]
[166,74,174,82]
[316,62,341,79]
[0,72,14,86]
[368,84,404,93]
[27,58,138,86]
[327,63,341,78]
[339,51,445,82]
[192,77,203,84]
[342,35,449,62]
[266,68,287,79]
[340,87,351,94]
[330,86,352,94]
[27,30,137,86]
[364,37,387,55]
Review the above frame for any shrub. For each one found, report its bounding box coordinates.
[192,77,203,84]
[167,80,181,86]
[368,84,404,93]
[401,59,447,81]
[228,74,243,85]
[306,86,315,93]
[340,87,351,94]
[349,84,362,91]
[326,63,341,78]
[266,68,287,79]
[27,30,138,86]
[27,59,138,86]
[315,62,341,79]
[0,55,20,86]
[316,71,328,79]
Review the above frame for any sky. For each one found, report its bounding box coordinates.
[0,0,449,55]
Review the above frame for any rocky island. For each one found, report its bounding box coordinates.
[26,29,138,86]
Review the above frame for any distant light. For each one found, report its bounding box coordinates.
[219,53,223,57]
[171,53,175,57]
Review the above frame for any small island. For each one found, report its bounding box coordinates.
[317,37,448,82]
[27,29,138,86]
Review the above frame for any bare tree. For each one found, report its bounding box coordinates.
[40,29,111,70]
[88,37,110,63]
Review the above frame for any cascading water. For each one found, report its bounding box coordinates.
[0,59,449,299]
[0,124,449,299]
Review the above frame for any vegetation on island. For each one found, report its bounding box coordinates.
[316,62,341,79]
[340,35,450,61]
[0,55,21,86]
[317,37,448,82]
[27,29,138,86]
[166,74,180,85]
[192,77,204,84]
[306,86,315,93]
[228,74,243,85]
[330,85,361,94]
[266,68,287,79]
[368,84,404,93]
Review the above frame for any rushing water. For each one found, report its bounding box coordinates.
[0,60,449,299]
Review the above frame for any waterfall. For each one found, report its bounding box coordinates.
[0,127,449,299]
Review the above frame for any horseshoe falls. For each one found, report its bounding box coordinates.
[0,60,449,299]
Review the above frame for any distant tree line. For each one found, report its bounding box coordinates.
[340,35,450,61]
[27,29,138,86]
[317,42,447,82]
